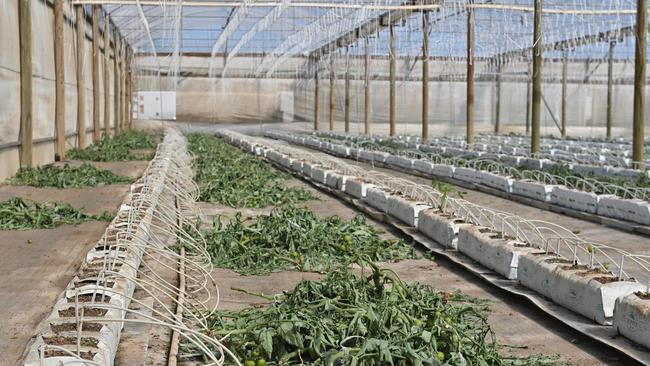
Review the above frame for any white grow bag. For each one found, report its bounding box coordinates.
[481,171,514,193]
[432,164,455,178]
[512,180,557,202]
[550,266,644,325]
[417,209,468,249]
[597,196,650,225]
[413,160,434,175]
[386,155,415,170]
[310,167,332,184]
[385,195,431,227]
[363,187,391,212]
[614,293,650,349]
[550,186,600,214]
[457,226,536,280]
[518,253,569,299]
[302,162,315,177]
[453,167,482,185]
[291,160,304,173]
[325,172,350,191]
[344,179,376,199]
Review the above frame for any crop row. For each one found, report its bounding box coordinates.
[300,132,650,226]
[223,130,650,357]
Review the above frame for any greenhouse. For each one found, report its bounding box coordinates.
[1,0,650,365]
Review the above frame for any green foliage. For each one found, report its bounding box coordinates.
[200,206,417,275]
[0,197,112,230]
[191,263,564,366]
[67,130,157,161]
[431,178,465,210]
[188,133,314,208]
[9,163,135,188]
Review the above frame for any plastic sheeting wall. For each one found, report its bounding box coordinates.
[0,0,118,181]
[135,54,646,138]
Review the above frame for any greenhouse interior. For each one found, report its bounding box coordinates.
[3,0,650,365]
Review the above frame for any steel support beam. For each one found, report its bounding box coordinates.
[466,4,475,144]
[607,41,616,140]
[422,11,430,142]
[561,50,568,138]
[531,0,543,154]
[54,0,66,160]
[344,47,350,133]
[76,5,86,148]
[329,54,335,131]
[389,24,397,136]
[364,38,371,135]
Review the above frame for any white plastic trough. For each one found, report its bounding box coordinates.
[417,209,468,249]
[457,226,536,280]
[385,195,430,227]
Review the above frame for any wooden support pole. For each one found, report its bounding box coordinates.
[525,62,531,134]
[114,35,120,135]
[422,11,430,142]
[329,53,335,131]
[389,24,397,136]
[314,64,320,130]
[76,5,86,148]
[531,0,543,154]
[466,4,475,145]
[19,0,33,166]
[344,47,350,133]
[607,41,616,140]
[54,0,66,160]
[104,13,110,136]
[92,5,101,141]
[364,37,371,135]
[561,50,568,138]
[633,0,646,169]
[494,63,502,134]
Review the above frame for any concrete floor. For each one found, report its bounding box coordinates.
[0,160,148,365]
[196,175,633,366]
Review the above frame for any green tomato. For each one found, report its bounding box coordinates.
[256,359,267,366]
[344,234,352,243]
[291,251,299,258]
[414,319,422,326]
[244,361,255,366]
[251,351,260,358]
[436,352,445,362]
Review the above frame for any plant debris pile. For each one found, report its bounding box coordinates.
[188,133,314,208]
[0,197,112,230]
[9,163,134,188]
[192,264,561,366]
[201,206,417,275]
[67,130,157,161]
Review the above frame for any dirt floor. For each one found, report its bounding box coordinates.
[194,173,632,366]
[0,160,148,365]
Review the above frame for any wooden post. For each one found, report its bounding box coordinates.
[344,46,350,133]
[561,50,568,138]
[92,5,101,141]
[19,0,32,166]
[531,0,543,154]
[104,13,110,136]
[607,41,615,140]
[466,4,475,145]
[525,62,531,134]
[389,24,397,136]
[76,5,86,148]
[329,53,335,131]
[422,11,430,142]
[364,37,371,135]
[633,0,647,169]
[120,42,126,132]
[114,34,120,135]
[494,63,502,134]
[314,64,320,130]
[54,0,65,160]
